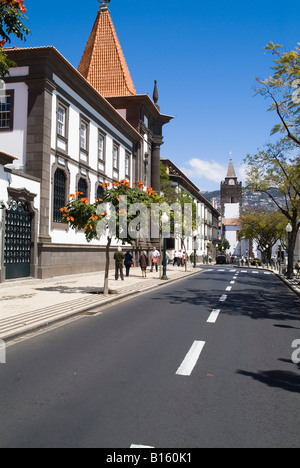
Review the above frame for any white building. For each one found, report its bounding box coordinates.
[0,2,173,281]
[161,159,220,262]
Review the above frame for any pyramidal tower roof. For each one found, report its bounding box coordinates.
[226,159,237,178]
[78,1,136,97]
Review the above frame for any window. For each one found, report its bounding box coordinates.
[0,90,14,131]
[53,169,66,223]
[57,104,66,137]
[80,121,88,151]
[78,178,88,198]
[98,133,105,161]
[143,162,148,186]
[96,185,104,201]
[125,153,130,178]
[113,144,119,169]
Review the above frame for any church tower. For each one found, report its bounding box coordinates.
[78,0,173,193]
[220,159,246,257]
[220,159,242,217]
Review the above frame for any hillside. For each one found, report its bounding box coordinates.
[201,188,285,212]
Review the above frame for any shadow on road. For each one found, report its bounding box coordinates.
[236,368,300,394]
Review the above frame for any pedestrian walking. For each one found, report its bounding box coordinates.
[177,250,183,266]
[150,247,160,272]
[114,247,125,280]
[139,251,149,278]
[124,250,134,277]
[173,250,178,266]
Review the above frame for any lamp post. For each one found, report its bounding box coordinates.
[161,213,169,280]
[286,222,293,279]
[193,230,198,268]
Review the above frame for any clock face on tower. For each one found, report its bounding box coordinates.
[228,179,235,185]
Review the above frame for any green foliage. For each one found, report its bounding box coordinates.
[0,1,30,78]
[255,42,300,146]
[61,181,163,244]
[238,210,287,250]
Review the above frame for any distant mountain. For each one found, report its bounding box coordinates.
[201,190,220,203]
[201,188,285,211]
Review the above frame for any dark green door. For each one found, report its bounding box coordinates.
[4,201,32,280]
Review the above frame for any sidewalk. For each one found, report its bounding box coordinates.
[0,264,200,342]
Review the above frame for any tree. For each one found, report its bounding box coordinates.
[219,238,230,253]
[0,0,30,77]
[255,42,300,147]
[245,141,300,273]
[238,210,287,263]
[245,42,300,275]
[61,180,162,295]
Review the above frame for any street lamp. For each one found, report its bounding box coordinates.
[193,230,198,268]
[161,213,169,280]
[286,222,293,279]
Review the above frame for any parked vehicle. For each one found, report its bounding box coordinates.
[216,255,227,264]
[250,257,262,266]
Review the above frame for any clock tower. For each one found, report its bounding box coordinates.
[220,159,242,218]
[220,159,245,256]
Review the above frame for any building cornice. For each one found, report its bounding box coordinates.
[5,47,142,144]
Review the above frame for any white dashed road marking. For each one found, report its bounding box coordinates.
[176,341,206,376]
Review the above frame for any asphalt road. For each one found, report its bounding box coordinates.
[0,266,299,448]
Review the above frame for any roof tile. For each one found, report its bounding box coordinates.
[78,9,136,97]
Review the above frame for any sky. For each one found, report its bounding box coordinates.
[8,0,300,191]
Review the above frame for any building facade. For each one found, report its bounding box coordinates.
[77,1,173,193]
[161,159,220,261]
[0,1,173,281]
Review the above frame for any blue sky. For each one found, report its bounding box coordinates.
[10,0,300,191]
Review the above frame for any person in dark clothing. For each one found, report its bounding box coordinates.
[114,247,125,280]
[124,250,134,277]
[139,251,149,278]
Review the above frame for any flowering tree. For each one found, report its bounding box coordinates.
[61,180,162,294]
[0,0,30,77]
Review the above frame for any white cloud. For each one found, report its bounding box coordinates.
[180,158,227,184]
[179,158,247,189]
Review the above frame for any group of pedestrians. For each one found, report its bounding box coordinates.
[113,246,161,280]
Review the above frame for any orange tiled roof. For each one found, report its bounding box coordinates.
[78,7,136,97]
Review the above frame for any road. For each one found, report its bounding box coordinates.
[0,266,299,448]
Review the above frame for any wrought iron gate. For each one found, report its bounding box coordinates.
[4,201,32,280]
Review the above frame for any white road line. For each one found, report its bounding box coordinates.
[207,309,221,323]
[219,294,227,302]
[252,271,259,274]
[176,341,205,376]
[230,269,236,272]
[218,269,225,272]
[226,286,232,291]
[131,444,154,448]
[233,276,238,279]
[230,280,235,284]
[264,272,271,275]
[241,270,248,273]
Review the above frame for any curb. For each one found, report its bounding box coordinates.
[1,268,202,342]
[234,265,300,298]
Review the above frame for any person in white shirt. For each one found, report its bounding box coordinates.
[177,250,183,267]
[173,250,178,266]
[150,247,160,272]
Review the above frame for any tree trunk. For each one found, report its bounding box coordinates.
[289,224,298,277]
[103,237,112,295]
